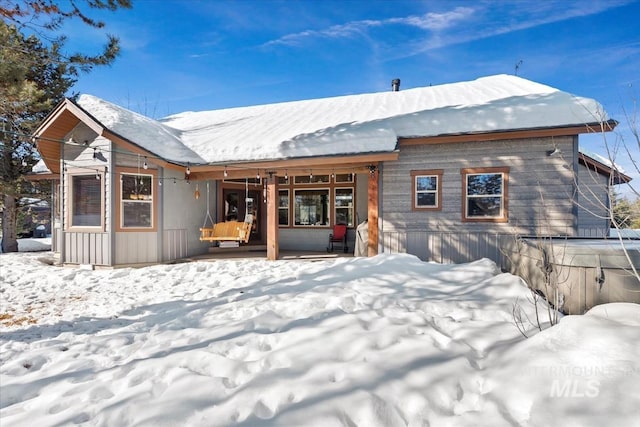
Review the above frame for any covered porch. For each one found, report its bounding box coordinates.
[188,153,390,260]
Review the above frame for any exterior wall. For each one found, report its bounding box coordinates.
[277,172,367,252]
[64,231,110,265]
[114,232,157,264]
[577,162,610,237]
[60,123,111,265]
[162,171,212,260]
[380,136,580,264]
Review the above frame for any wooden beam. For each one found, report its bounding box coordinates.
[191,164,376,181]
[266,173,279,260]
[188,152,399,174]
[367,165,379,257]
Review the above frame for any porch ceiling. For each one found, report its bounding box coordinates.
[187,151,398,180]
[35,109,82,174]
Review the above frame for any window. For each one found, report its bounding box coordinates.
[462,167,509,222]
[294,189,329,226]
[334,188,354,226]
[121,173,153,228]
[411,169,443,210]
[334,173,354,183]
[278,190,289,226]
[294,174,330,184]
[71,174,103,227]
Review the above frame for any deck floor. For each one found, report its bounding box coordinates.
[189,246,355,262]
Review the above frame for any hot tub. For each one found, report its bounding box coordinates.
[502,237,640,314]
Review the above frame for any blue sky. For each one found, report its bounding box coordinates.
[63,0,639,188]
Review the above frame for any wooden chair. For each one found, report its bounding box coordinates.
[327,224,348,253]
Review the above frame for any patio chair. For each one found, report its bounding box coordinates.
[327,224,348,253]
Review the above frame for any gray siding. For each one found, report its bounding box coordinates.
[115,232,157,264]
[381,136,580,264]
[61,123,112,265]
[577,162,610,237]
[64,231,110,265]
[163,229,189,260]
[162,170,212,259]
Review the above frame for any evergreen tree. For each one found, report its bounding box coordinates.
[0,0,131,252]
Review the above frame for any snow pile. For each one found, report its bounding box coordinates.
[1,253,638,426]
[0,237,51,254]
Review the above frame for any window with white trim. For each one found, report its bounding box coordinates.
[462,167,509,222]
[334,173,354,183]
[294,189,329,226]
[334,188,354,226]
[278,190,289,226]
[295,174,330,184]
[411,169,442,210]
[121,173,153,228]
[71,174,103,227]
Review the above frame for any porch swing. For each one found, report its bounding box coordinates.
[199,180,254,244]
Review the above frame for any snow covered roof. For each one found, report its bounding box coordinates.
[75,95,205,164]
[77,75,609,165]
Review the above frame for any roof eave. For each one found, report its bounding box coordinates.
[399,120,618,146]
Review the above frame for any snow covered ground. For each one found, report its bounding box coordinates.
[1,252,638,426]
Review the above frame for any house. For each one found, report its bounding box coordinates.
[32,74,630,267]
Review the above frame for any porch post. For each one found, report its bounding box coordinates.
[367,165,379,256]
[266,173,279,260]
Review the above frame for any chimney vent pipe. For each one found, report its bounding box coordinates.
[391,78,400,91]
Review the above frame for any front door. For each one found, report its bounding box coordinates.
[222,188,262,243]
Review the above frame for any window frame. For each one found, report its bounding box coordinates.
[334,187,355,227]
[293,187,331,227]
[278,189,290,227]
[294,174,330,185]
[411,169,443,211]
[116,167,158,232]
[334,173,354,183]
[461,167,509,223]
[67,169,105,231]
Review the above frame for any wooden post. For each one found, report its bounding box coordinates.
[367,165,379,256]
[266,173,279,260]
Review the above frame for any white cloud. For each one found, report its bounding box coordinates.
[388,7,475,31]
[263,7,474,48]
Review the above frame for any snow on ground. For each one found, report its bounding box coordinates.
[1,252,638,426]
[0,237,52,254]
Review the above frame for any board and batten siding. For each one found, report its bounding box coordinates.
[576,163,610,237]
[381,136,580,264]
[61,123,112,265]
[114,232,158,264]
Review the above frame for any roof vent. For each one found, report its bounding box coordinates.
[391,78,400,92]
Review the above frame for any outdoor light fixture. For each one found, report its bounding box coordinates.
[224,166,228,177]
[368,165,377,174]
[92,148,97,160]
[186,163,191,175]
[143,157,148,169]
[256,170,260,181]
[547,148,561,157]
[284,170,288,181]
